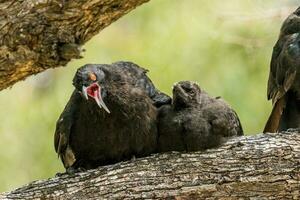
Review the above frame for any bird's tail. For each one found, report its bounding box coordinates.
[263,97,285,133]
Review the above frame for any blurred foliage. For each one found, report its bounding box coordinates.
[0,0,298,192]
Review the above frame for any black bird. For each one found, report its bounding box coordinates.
[264,7,300,133]
[158,81,243,152]
[54,61,171,173]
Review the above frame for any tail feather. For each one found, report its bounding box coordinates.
[263,97,285,133]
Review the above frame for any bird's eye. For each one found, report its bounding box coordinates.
[89,72,97,81]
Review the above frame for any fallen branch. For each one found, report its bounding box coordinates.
[1,132,299,199]
[0,0,150,91]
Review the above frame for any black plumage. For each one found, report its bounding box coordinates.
[158,81,243,152]
[54,61,171,172]
[264,7,300,133]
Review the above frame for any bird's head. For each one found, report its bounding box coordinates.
[73,64,110,113]
[172,81,201,109]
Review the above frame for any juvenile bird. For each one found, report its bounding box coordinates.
[264,7,300,133]
[54,61,171,173]
[158,81,243,152]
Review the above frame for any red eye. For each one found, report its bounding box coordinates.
[89,73,97,81]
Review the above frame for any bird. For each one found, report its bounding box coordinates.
[263,7,300,133]
[157,81,243,152]
[54,61,171,173]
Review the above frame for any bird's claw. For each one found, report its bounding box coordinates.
[55,172,67,177]
[55,167,87,177]
[66,166,86,175]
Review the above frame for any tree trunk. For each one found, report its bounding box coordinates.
[0,0,150,91]
[0,132,299,199]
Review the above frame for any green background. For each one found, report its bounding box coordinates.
[0,0,297,192]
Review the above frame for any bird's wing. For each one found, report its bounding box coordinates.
[267,8,300,103]
[263,97,285,133]
[203,99,243,137]
[112,61,171,107]
[220,105,244,137]
[267,37,297,104]
[264,34,297,133]
[233,109,244,136]
[54,91,80,168]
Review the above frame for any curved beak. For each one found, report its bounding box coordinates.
[82,83,110,113]
[94,95,110,113]
[82,86,89,100]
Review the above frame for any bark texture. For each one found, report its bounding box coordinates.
[0,0,149,91]
[0,132,299,199]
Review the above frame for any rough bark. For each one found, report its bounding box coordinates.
[0,132,299,199]
[0,0,149,91]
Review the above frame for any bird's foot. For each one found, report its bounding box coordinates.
[66,166,86,175]
[55,170,77,177]
[55,172,66,177]
[283,128,300,133]
[55,167,87,177]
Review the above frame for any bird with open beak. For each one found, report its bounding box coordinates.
[54,61,171,173]
[79,67,110,113]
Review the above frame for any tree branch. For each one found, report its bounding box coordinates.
[0,0,150,91]
[1,133,299,199]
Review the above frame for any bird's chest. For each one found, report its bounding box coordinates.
[72,103,131,150]
[70,98,156,161]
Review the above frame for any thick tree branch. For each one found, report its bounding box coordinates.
[0,0,150,91]
[1,133,299,199]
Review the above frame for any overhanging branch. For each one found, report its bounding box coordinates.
[0,0,150,91]
[1,133,299,199]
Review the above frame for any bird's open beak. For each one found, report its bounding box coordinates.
[82,83,110,113]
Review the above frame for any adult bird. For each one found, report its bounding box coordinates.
[264,7,300,133]
[54,61,171,173]
[158,81,243,152]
